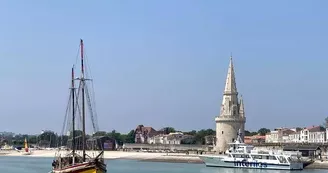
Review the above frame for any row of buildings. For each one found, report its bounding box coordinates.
[265,126,328,144]
[134,125,196,145]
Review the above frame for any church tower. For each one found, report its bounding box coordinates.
[215,56,246,153]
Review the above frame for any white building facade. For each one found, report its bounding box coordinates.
[288,131,301,143]
[148,132,192,145]
[307,126,326,143]
[266,126,327,143]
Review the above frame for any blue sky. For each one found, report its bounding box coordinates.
[0,0,327,134]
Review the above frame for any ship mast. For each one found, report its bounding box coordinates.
[71,65,76,164]
[80,39,86,162]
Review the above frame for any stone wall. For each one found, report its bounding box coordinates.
[122,143,211,151]
[216,120,243,153]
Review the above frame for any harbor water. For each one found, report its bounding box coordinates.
[0,156,326,173]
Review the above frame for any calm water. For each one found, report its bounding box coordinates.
[0,156,326,173]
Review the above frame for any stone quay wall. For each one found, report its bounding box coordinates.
[122,143,213,152]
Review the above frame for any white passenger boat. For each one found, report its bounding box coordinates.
[199,130,304,170]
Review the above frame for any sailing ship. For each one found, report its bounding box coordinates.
[199,129,303,170]
[50,39,107,173]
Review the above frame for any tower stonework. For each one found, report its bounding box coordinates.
[215,56,246,153]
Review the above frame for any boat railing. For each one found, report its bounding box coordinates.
[250,149,271,154]
[252,148,301,155]
[281,151,302,156]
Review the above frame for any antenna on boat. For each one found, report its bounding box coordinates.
[236,129,244,143]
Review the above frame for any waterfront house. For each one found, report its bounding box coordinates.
[307,126,326,143]
[134,125,158,144]
[265,128,294,143]
[148,132,193,145]
[251,135,266,144]
[300,126,326,143]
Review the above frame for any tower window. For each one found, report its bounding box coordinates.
[222,131,224,134]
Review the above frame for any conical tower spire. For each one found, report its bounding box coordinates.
[224,56,237,95]
[220,56,239,116]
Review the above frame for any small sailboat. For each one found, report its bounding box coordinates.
[50,39,107,173]
[22,138,32,155]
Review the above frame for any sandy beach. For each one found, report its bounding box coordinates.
[0,150,203,163]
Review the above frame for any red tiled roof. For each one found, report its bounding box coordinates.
[306,125,317,130]
[244,138,252,144]
[307,126,325,132]
[135,125,158,136]
[251,135,266,140]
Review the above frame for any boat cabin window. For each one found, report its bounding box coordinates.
[278,156,288,163]
[234,154,249,158]
[234,154,242,158]
[252,155,262,159]
[269,156,277,160]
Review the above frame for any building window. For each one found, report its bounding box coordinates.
[222,131,224,134]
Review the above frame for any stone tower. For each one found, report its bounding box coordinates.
[215,56,246,153]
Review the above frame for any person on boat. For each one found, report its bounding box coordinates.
[52,160,57,169]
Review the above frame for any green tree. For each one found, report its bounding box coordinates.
[124,130,135,143]
[324,117,328,128]
[69,130,83,137]
[28,135,38,144]
[38,131,58,147]
[244,130,258,136]
[194,129,215,145]
[93,131,107,137]
[257,128,270,135]
[184,130,197,136]
[166,127,176,133]
[296,127,303,131]
[57,135,69,146]
[107,130,123,145]
[181,137,196,144]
